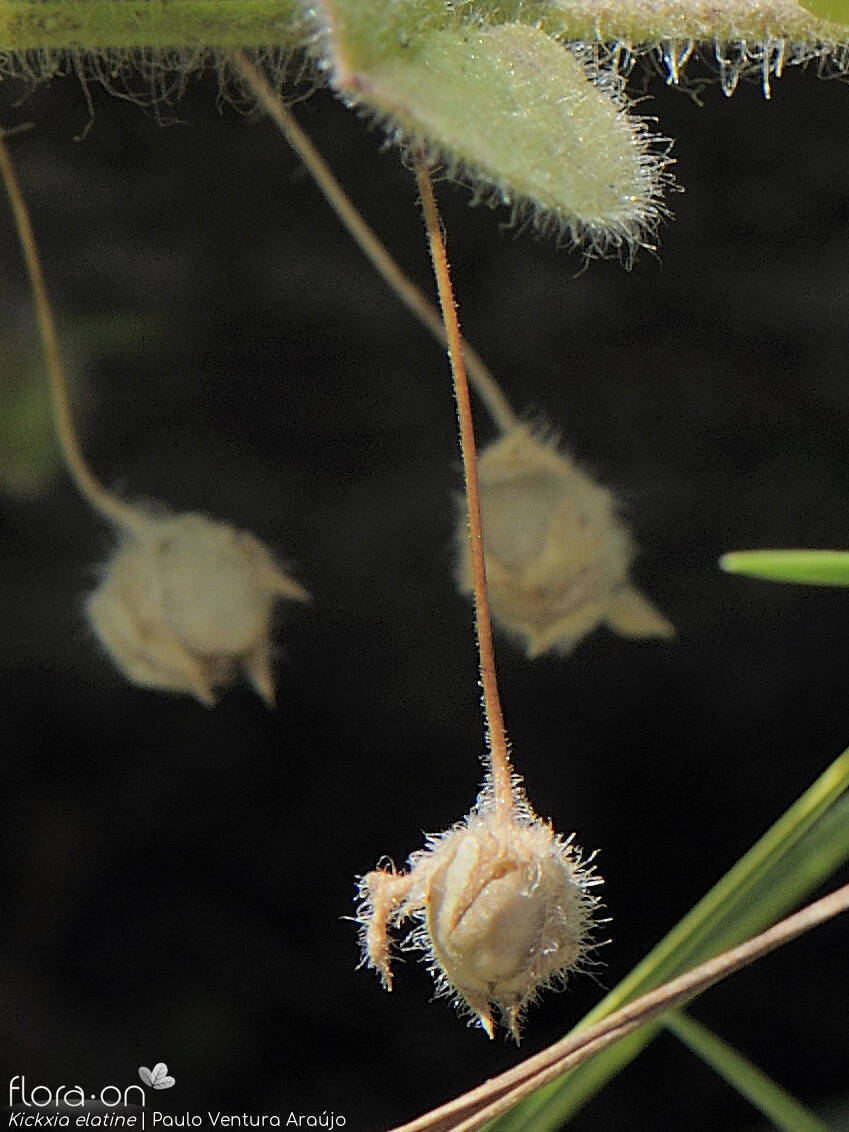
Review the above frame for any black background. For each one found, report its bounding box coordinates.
[1,39,849,1132]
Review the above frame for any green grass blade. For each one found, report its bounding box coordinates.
[709,792,849,944]
[487,1024,662,1132]
[665,1012,829,1132]
[487,747,849,1131]
[720,549,849,586]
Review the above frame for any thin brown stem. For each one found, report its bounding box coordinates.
[0,127,145,536]
[387,880,849,1132]
[228,49,518,434]
[414,153,513,819]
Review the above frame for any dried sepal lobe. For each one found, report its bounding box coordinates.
[87,509,309,707]
[357,783,600,1041]
[456,425,674,658]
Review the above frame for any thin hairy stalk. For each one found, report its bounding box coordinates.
[0,127,146,535]
[414,152,513,817]
[386,880,849,1132]
[230,49,518,434]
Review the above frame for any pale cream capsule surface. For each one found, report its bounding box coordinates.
[357,792,599,1040]
[457,425,674,657]
[425,811,592,1038]
[87,510,309,707]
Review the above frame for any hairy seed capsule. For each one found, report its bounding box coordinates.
[86,510,309,707]
[425,809,593,1038]
[456,425,674,658]
[357,787,600,1040]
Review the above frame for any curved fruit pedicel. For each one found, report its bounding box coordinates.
[0,128,310,708]
[356,158,603,1042]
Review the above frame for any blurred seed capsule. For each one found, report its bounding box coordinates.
[456,425,674,657]
[87,509,309,707]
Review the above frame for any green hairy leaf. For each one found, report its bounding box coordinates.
[314,1,671,251]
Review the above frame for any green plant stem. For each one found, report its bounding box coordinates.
[0,1,842,55]
[664,1012,829,1132]
[495,0,846,41]
[0,1,303,51]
